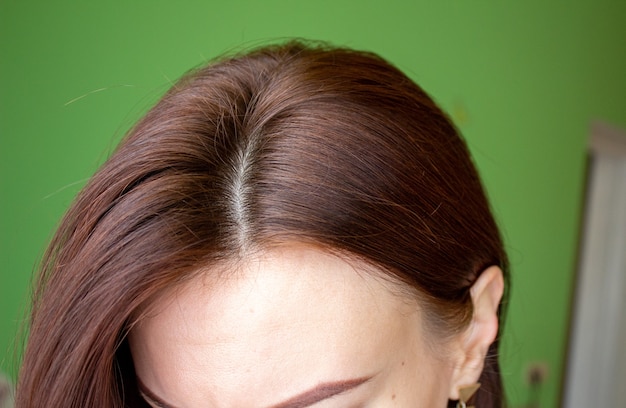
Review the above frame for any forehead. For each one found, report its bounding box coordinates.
[129,245,426,407]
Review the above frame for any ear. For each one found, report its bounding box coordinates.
[448,265,504,400]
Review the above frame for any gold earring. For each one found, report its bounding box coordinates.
[456,383,481,408]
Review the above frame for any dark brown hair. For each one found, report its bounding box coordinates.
[17,41,508,407]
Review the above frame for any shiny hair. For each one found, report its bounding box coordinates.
[17,41,508,407]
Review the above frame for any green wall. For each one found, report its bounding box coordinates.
[1,2,625,407]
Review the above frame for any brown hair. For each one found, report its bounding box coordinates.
[17,41,508,407]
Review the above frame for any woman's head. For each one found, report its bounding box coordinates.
[17,41,508,407]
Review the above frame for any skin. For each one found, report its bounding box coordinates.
[129,245,503,407]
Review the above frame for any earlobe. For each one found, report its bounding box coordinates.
[449,266,504,400]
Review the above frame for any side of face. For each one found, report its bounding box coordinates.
[128,245,500,407]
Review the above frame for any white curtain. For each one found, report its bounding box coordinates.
[0,372,14,408]
[564,123,626,407]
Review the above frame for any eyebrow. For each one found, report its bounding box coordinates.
[269,377,372,408]
[136,376,372,408]
[137,378,170,408]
